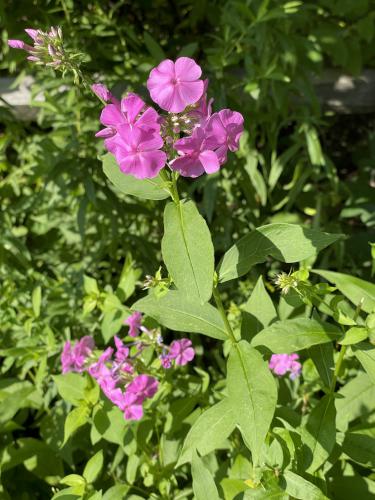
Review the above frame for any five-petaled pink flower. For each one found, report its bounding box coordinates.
[125,311,143,337]
[147,57,204,113]
[61,336,95,374]
[269,353,301,380]
[105,124,166,179]
[172,127,220,177]
[205,109,244,164]
[168,339,195,366]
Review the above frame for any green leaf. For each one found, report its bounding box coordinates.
[353,342,375,383]
[251,318,341,353]
[342,431,375,467]
[340,326,368,345]
[63,404,90,445]
[60,475,86,488]
[162,200,214,303]
[241,276,277,339]
[191,451,220,500]
[91,403,127,445]
[218,224,341,283]
[102,485,129,500]
[336,372,375,431]
[177,398,236,466]
[84,275,99,296]
[328,474,375,500]
[244,151,267,206]
[32,286,42,318]
[313,270,375,313]
[53,373,87,406]
[308,343,334,388]
[282,470,328,500]
[133,290,227,340]
[102,153,169,200]
[227,341,277,465]
[301,394,336,472]
[143,32,166,61]
[83,450,104,483]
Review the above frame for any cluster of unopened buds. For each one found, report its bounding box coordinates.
[92,57,244,179]
[269,353,301,380]
[61,312,195,420]
[8,27,65,68]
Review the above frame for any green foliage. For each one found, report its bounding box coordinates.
[1,0,375,498]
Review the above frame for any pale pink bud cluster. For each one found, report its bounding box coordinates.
[60,312,195,420]
[8,27,64,68]
[269,353,302,380]
[94,57,244,179]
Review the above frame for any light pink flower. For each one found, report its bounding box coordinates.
[61,336,95,373]
[187,79,213,126]
[105,125,166,179]
[96,92,160,139]
[8,39,33,50]
[124,311,142,337]
[169,339,195,366]
[127,374,159,399]
[114,336,130,362]
[122,392,144,420]
[147,57,204,113]
[205,109,244,163]
[171,126,220,177]
[269,353,301,379]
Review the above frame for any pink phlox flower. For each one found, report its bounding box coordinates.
[160,354,172,369]
[104,124,166,179]
[204,109,244,164]
[147,57,204,113]
[187,79,213,127]
[61,336,95,373]
[171,126,220,178]
[88,347,113,380]
[122,391,144,420]
[114,336,130,362]
[127,374,159,399]
[168,338,195,366]
[96,92,160,139]
[8,39,33,51]
[269,353,301,379]
[124,311,143,337]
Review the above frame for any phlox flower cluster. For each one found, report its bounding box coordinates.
[60,312,195,420]
[92,57,244,179]
[269,353,302,380]
[8,27,64,68]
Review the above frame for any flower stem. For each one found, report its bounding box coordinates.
[330,298,364,393]
[213,285,236,343]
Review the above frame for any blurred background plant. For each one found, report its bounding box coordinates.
[1,0,375,498]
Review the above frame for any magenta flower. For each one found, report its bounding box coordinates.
[269,353,301,380]
[205,109,244,163]
[8,27,64,68]
[172,127,220,177]
[160,354,172,369]
[124,311,143,337]
[8,39,33,51]
[122,392,144,420]
[96,92,160,139]
[147,57,204,113]
[105,124,166,179]
[127,374,159,399]
[169,339,195,366]
[187,79,213,126]
[61,336,95,374]
[114,336,130,362]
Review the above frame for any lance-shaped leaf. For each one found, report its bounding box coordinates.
[241,275,277,340]
[282,471,328,500]
[251,318,341,353]
[301,394,336,472]
[162,200,214,303]
[217,223,342,283]
[177,398,236,466]
[133,290,227,340]
[192,451,220,500]
[342,431,375,468]
[102,153,169,200]
[336,372,375,431]
[227,341,277,465]
[313,270,375,314]
[353,342,375,384]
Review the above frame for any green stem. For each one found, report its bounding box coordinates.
[171,171,180,204]
[213,285,236,343]
[330,299,364,393]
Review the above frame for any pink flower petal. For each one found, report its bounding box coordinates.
[198,150,220,174]
[175,57,202,81]
[177,81,204,109]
